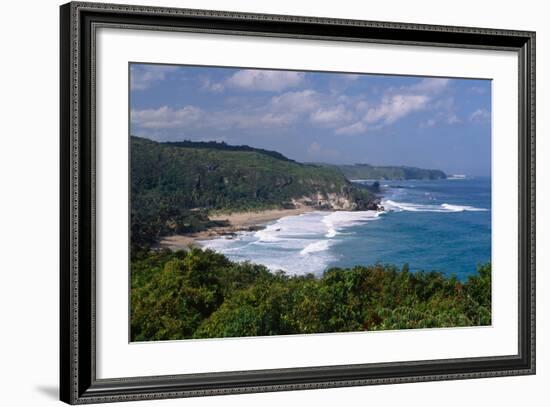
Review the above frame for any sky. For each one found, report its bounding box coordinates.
[130,63,492,176]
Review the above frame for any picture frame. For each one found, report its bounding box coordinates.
[60,1,535,404]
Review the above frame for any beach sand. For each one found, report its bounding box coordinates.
[159,206,314,250]
[209,207,314,227]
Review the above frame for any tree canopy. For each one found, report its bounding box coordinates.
[131,248,491,341]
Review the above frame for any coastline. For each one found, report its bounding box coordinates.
[151,178,490,278]
[158,206,315,250]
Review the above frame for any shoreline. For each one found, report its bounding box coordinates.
[158,206,315,250]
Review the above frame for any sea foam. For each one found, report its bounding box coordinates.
[322,210,381,231]
[383,200,488,213]
[300,240,332,255]
[201,210,380,276]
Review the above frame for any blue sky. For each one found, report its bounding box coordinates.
[130,63,492,175]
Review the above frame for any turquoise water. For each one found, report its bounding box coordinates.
[202,178,491,280]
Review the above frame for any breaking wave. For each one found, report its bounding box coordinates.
[300,240,333,255]
[383,200,488,213]
[201,210,380,275]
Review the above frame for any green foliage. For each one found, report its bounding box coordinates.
[164,139,294,162]
[130,248,272,341]
[338,163,447,180]
[131,136,374,246]
[131,249,491,341]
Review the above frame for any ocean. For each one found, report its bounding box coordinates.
[202,177,491,280]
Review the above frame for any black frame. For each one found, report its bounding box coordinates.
[60,2,536,404]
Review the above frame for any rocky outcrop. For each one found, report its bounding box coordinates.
[292,192,381,212]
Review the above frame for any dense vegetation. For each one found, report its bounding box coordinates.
[131,136,374,246]
[131,248,491,341]
[163,139,295,162]
[338,163,447,180]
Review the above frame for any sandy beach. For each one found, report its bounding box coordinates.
[159,206,314,250]
[209,207,314,227]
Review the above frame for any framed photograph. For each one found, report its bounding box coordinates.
[60,1,535,404]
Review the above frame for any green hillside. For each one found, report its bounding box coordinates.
[338,164,447,180]
[131,137,376,245]
[131,248,491,341]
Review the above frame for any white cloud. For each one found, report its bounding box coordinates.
[131,105,202,129]
[342,74,360,81]
[354,78,456,130]
[213,69,306,92]
[335,121,367,136]
[131,99,299,134]
[469,108,491,123]
[420,118,437,128]
[130,65,177,91]
[132,87,356,137]
[269,91,358,130]
[270,90,320,113]
[200,77,224,93]
[356,100,369,111]
[446,113,461,125]
[419,111,461,129]
[408,78,450,94]
[309,104,353,127]
[364,94,429,125]
[247,89,322,127]
[131,76,462,139]
[468,86,488,95]
[427,97,462,126]
[258,112,295,127]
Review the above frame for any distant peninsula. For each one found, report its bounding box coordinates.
[337,163,447,180]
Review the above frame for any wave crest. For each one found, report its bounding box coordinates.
[300,240,332,255]
[383,200,488,213]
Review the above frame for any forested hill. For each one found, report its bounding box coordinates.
[163,140,294,162]
[338,164,447,180]
[131,137,376,245]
